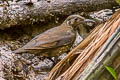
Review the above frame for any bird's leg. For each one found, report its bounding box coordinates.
[39,56,46,61]
[46,57,60,67]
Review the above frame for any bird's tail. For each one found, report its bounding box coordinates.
[13,48,27,54]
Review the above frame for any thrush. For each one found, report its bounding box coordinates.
[13,15,89,59]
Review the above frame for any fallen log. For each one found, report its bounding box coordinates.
[0,0,118,29]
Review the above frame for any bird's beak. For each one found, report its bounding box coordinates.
[84,19,95,23]
[83,19,96,26]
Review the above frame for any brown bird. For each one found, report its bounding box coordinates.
[13,15,89,60]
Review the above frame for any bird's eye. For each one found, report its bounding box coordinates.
[75,18,78,21]
[75,18,80,22]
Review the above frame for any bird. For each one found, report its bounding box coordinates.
[13,15,89,61]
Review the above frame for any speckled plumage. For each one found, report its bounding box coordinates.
[13,15,86,58]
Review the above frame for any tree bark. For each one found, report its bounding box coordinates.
[79,27,120,80]
[0,0,118,29]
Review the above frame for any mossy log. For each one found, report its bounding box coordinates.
[0,0,118,29]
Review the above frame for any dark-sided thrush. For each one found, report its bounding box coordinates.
[13,15,90,59]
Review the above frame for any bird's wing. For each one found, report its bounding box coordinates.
[23,29,75,50]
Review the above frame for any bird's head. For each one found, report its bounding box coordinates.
[63,15,90,30]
